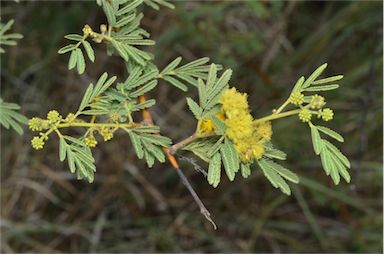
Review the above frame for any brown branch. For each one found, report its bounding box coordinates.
[138,95,217,229]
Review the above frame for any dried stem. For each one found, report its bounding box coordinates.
[175,168,217,230]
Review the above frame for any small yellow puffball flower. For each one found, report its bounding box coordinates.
[109,113,119,122]
[47,110,62,124]
[85,135,98,147]
[218,87,270,163]
[65,113,76,123]
[82,24,93,36]
[99,127,114,141]
[321,108,334,121]
[198,119,215,135]
[310,95,325,109]
[254,121,273,141]
[235,136,265,163]
[225,113,254,141]
[28,117,44,131]
[197,112,226,135]
[219,87,249,114]
[251,142,265,160]
[299,109,312,123]
[289,92,304,106]
[31,136,45,150]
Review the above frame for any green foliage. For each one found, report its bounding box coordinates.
[257,159,299,195]
[291,63,343,95]
[77,72,117,115]
[58,34,95,74]
[220,138,239,182]
[0,19,23,53]
[310,123,351,184]
[59,136,96,183]
[127,127,172,167]
[0,99,28,135]
[184,63,231,120]
[160,57,221,91]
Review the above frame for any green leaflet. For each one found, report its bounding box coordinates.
[207,137,224,158]
[183,137,219,162]
[65,34,83,41]
[82,40,95,62]
[126,128,170,167]
[129,132,144,159]
[102,0,116,25]
[144,0,175,9]
[0,19,23,54]
[186,97,202,119]
[68,50,77,70]
[310,125,322,155]
[264,144,287,160]
[208,153,221,188]
[78,73,117,113]
[317,139,351,184]
[116,0,144,16]
[159,57,218,90]
[304,84,339,92]
[322,140,351,169]
[162,76,188,91]
[220,138,239,181]
[291,76,305,93]
[0,99,28,135]
[59,34,96,74]
[312,75,344,85]
[316,125,344,142]
[302,63,328,88]
[76,48,86,74]
[132,99,156,111]
[129,80,157,97]
[241,163,251,178]
[258,159,298,195]
[211,115,226,135]
[190,64,232,119]
[59,136,96,183]
[198,79,207,107]
[161,57,182,74]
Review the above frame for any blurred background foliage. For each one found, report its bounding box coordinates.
[1,1,383,253]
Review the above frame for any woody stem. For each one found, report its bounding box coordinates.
[169,133,198,155]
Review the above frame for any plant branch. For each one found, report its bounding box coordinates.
[175,168,217,230]
[253,109,301,124]
[168,133,198,155]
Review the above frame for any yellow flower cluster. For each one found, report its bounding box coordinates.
[289,92,304,106]
[299,109,312,123]
[218,88,273,163]
[319,108,334,121]
[28,117,46,131]
[85,135,98,147]
[197,112,225,135]
[310,95,325,109]
[29,110,63,132]
[99,127,114,141]
[31,136,45,150]
[47,110,62,124]
[65,113,76,123]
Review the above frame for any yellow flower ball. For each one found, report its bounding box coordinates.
[299,109,312,123]
[289,92,304,106]
[321,108,334,121]
[31,136,45,150]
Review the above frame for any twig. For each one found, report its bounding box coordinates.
[138,95,217,229]
[176,153,208,177]
[175,168,217,230]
